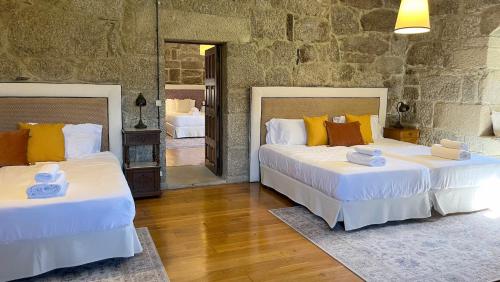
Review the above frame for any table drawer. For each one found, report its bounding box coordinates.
[400,137,419,144]
[400,130,419,139]
[124,132,160,145]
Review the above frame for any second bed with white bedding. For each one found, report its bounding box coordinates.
[260,144,431,202]
[0,152,136,243]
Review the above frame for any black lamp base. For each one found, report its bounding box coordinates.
[135,119,147,129]
[394,120,404,129]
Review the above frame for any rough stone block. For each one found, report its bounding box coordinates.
[269,41,296,66]
[265,67,292,86]
[168,69,180,83]
[430,0,460,15]
[251,9,286,40]
[286,0,331,17]
[27,58,74,81]
[0,54,21,80]
[331,5,360,35]
[414,101,434,128]
[420,75,461,102]
[225,113,249,148]
[227,57,265,88]
[160,10,251,43]
[298,44,316,63]
[361,9,397,32]
[407,42,445,67]
[341,34,389,55]
[181,60,204,70]
[433,103,492,136]
[403,87,420,101]
[225,88,250,114]
[295,17,330,42]
[462,76,480,104]
[78,59,120,83]
[373,56,404,75]
[120,56,157,90]
[294,63,332,86]
[342,53,376,63]
[447,47,488,69]
[340,0,383,9]
[226,147,250,178]
[182,76,203,84]
[480,71,500,104]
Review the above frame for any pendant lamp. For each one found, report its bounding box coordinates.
[395,0,430,34]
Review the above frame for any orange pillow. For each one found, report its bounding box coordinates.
[325,121,364,147]
[18,123,66,163]
[345,114,373,144]
[0,129,30,167]
[304,115,329,146]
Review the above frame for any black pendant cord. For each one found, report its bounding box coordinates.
[155,0,161,129]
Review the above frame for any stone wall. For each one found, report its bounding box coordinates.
[165,43,205,84]
[0,0,167,179]
[402,0,500,155]
[160,0,408,182]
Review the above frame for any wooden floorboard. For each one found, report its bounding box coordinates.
[134,183,360,282]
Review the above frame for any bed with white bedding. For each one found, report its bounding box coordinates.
[166,111,205,138]
[0,84,141,281]
[0,152,141,281]
[374,138,500,215]
[260,144,432,230]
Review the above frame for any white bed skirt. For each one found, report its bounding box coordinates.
[166,122,204,138]
[261,165,432,231]
[431,186,498,215]
[0,224,142,281]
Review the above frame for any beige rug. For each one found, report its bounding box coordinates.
[18,228,169,282]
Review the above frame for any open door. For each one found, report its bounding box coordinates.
[204,46,222,175]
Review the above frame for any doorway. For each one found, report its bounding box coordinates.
[164,42,225,188]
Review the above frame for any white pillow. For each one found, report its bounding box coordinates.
[492,111,500,137]
[332,115,346,123]
[265,119,307,145]
[176,99,196,113]
[331,115,383,140]
[370,115,384,140]
[166,99,177,113]
[62,124,102,159]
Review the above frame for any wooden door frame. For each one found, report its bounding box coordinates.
[163,41,225,177]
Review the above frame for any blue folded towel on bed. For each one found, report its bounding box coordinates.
[27,171,68,199]
[347,151,386,167]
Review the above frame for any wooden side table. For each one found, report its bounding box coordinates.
[122,128,161,198]
[383,127,420,144]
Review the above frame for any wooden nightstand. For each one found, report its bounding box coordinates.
[384,127,420,144]
[122,128,161,198]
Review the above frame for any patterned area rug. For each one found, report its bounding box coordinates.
[166,135,204,149]
[271,206,500,282]
[20,228,169,282]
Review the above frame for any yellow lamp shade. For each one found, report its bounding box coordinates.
[395,0,430,34]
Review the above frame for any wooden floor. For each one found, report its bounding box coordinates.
[134,183,360,281]
[166,147,205,167]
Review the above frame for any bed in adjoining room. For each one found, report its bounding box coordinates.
[165,98,205,138]
[0,83,142,281]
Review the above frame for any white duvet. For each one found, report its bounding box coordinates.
[374,138,500,190]
[0,152,135,244]
[166,111,205,127]
[259,144,431,202]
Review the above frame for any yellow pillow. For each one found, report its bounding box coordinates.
[345,114,373,144]
[18,123,65,163]
[303,115,329,146]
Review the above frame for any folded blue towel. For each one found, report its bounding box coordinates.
[353,146,382,156]
[347,151,386,167]
[34,164,61,183]
[27,171,68,199]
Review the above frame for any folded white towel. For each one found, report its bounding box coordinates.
[440,139,469,151]
[34,164,60,183]
[431,144,471,161]
[189,107,200,116]
[27,171,68,199]
[353,146,382,156]
[346,151,386,167]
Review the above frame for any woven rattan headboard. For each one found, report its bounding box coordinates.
[259,97,380,145]
[0,97,110,151]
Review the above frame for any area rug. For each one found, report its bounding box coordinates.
[21,228,169,282]
[270,206,500,282]
[166,135,204,149]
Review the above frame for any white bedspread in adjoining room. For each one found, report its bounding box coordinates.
[0,152,135,243]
